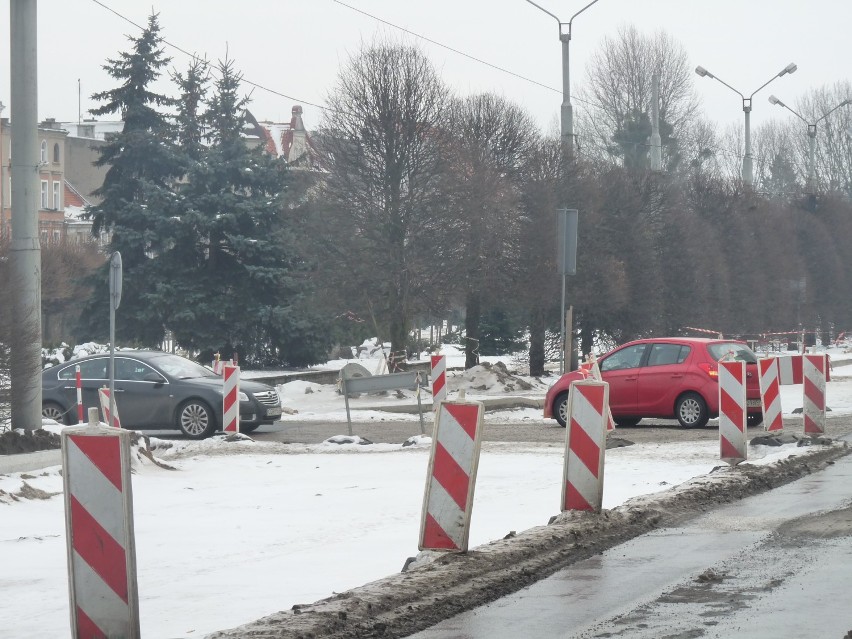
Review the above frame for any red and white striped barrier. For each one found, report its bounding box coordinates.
[776,355,804,386]
[76,365,83,424]
[758,358,783,432]
[562,380,609,512]
[98,387,121,429]
[719,361,747,464]
[212,359,225,375]
[584,356,616,432]
[431,355,447,407]
[223,364,240,433]
[62,420,140,638]
[803,354,827,435]
[419,400,484,551]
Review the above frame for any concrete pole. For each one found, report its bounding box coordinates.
[650,73,662,171]
[560,32,573,158]
[10,0,42,432]
[742,101,753,186]
[807,124,817,195]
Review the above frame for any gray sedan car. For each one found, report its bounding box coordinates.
[42,351,282,438]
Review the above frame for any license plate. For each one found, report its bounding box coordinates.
[746,399,761,408]
[266,407,282,417]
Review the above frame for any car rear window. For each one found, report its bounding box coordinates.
[707,342,758,363]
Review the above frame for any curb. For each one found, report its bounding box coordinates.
[0,449,62,475]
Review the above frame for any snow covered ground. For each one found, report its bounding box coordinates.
[2,345,852,638]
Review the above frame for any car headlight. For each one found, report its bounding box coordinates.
[218,390,250,402]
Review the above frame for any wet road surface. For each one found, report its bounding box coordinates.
[408,435,852,639]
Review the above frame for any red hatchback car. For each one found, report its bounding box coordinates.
[544,337,763,428]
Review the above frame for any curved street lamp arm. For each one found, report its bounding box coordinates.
[525,0,562,32]
[815,99,852,125]
[749,75,782,101]
[569,0,602,31]
[709,75,745,101]
[773,99,808,125]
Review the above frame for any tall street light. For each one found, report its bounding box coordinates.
[695,62,797,186]
[525,0,601,157]
[768,94,851,194]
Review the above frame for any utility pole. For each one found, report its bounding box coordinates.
[10,0,42,432]
[650,73,662,171]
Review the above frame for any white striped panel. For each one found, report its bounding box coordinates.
[719,363,745,410]
[73,551,131,636]
[426,477,465,549]
[66,439,126,547]
[764,393,782,427]
[436,405,475,470]
[570,385,605,444]
[431,356,446,376]
[567,448,601,508]
[777,356,795,385]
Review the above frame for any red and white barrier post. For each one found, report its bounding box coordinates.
[776,355,804,386]
[76,365,84,425]
[419,399,484,551]
[562,380,609,512]
[719,361,747,464]
[803,354,827,435]
[758,358,783,432]
[431,355,447,408]
[585,355,616,432]
[98,387,121,429]
[223,364,240,433]
[62,410,140,638]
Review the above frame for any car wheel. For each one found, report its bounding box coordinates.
[177,400,217,439]
[615,417,641,427]
[42,402,68,425]
[239,424,260,434]
[554,392,569,428]
[747,413,764,427]
[675,392,709,428]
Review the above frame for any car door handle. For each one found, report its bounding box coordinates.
[625,376,638,382]
[670,374,684,379]
[113,389,126,393]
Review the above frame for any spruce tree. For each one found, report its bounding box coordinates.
[164,57,329,365]
[77,13,182,345]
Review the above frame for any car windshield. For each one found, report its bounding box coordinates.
[152,354,218,379]
[707,342,758,364]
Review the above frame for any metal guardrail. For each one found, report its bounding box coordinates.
[341,369,429,437]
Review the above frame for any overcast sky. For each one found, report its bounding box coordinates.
[1,0,849,147]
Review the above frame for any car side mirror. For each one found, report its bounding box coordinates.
[143,372,164,384]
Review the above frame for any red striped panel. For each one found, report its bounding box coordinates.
[70,496,128,603]
[444,404,479,439]
[720,435,742,459]
[719,389,744,427]
[804,415,821,434]
[433,443,470,510]
[564,481,594,511]
[422,512,459,550]
[569,418,601,478]
[763,380,780,407]
[76,605,108,639]
[804,377,825,410]
[69,436,122,491]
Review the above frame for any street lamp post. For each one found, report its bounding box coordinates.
[695,63,797,186]
[768,95,851,194]
[525,0,601,156]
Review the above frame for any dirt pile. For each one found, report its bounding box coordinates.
[0,429,61,455]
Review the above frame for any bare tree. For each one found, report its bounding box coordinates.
[443,93,538,368]
[576,25,701,170]
[315,42,451,356]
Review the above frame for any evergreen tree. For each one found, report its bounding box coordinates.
[160,57,329,365]
[77,13,182,345]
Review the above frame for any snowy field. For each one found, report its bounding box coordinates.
[2,345,852,638]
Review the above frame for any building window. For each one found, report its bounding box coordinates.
[53,230,61,243]
[40,230,48,243]
[40,180,48,209]
[40,140,47,164]
[53,181,61,209]
[53,143,60,163]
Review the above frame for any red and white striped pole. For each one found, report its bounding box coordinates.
[98,387,121,429]
[562,380,609,512]
[758,358,783,432]
[803,354,827,435]
[419,399,484,551]
[719,361,747,465]
[776,355,804,386]
[586,355,615,432]
[223,364,240,433]
[76,365,83,424]
[431,355,447,408]
[62,411,140,638]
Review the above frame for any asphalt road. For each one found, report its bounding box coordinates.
[254,414,852,446]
